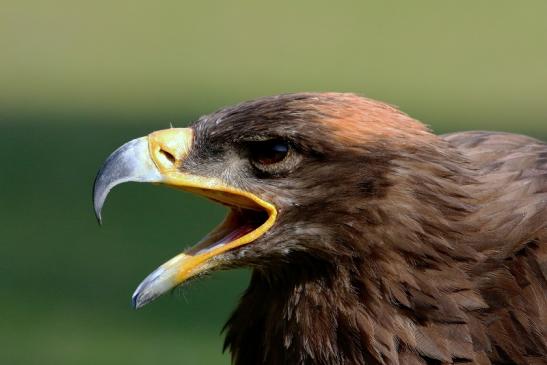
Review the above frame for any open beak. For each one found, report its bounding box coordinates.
[93,128,277,309]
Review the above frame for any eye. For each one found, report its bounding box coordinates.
[248,139,289,165]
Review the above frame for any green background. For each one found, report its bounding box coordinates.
[1,1,546,364]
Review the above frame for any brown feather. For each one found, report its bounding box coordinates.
[185,93,547,364]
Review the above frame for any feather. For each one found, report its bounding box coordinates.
[164,93,547,364]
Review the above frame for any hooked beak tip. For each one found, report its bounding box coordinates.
[93,191,103,225]
[92,175,103,225]
[92,136,163,228]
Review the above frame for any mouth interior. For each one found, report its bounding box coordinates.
[182,188,272,257]
[192,208,269,255]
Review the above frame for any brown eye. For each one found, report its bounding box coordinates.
[249,139,289,165]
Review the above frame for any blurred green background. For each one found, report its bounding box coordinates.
[1,1,546,364]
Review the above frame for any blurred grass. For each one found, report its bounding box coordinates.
[2,0,547,129]
[1,1,546,364]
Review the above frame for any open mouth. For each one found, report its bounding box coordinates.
[191,205,270,256]
[128,188,276,309]
[176,187,275,260]
[92,127,277,308]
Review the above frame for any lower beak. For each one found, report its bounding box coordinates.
[93,128,276,309]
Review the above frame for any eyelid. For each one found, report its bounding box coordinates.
[239,135,283,143]
[249,140,289,156]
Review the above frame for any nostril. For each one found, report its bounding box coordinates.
[159,149,176,165]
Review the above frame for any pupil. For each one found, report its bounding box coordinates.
[254,140,288,165]
[271,143,288,155]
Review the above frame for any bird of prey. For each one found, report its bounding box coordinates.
[93,93,546,365]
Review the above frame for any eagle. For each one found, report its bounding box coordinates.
[93,93,547,365]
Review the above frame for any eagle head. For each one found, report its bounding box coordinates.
[93,93,469,309]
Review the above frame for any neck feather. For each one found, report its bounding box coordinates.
[224,136,488,365]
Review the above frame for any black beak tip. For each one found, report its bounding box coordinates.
[92,182,103,226]
[95,212,103,226]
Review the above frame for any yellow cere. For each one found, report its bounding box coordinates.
[148,128,194,172]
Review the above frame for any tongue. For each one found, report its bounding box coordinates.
[195,225,255,255]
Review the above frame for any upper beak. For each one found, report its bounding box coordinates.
[93,128,276,309]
